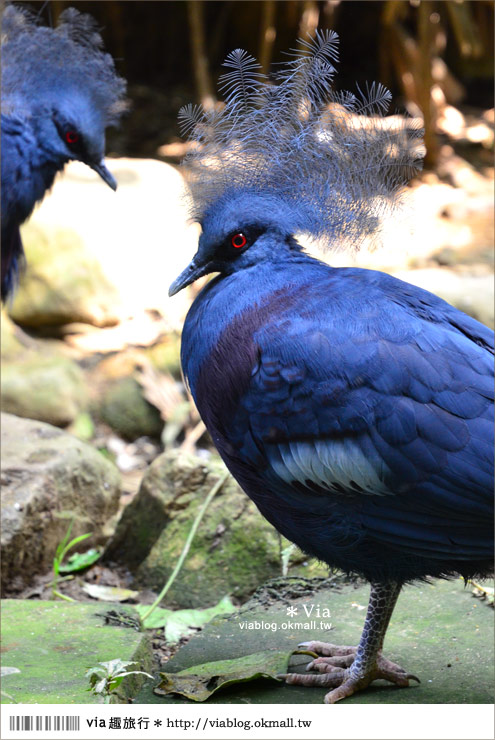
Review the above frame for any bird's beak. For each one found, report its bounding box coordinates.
[90,160,117,191]
[169,257,213,297]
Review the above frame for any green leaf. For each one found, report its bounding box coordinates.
[85,667,106,680]
[108,676,124,692]
[59,548,101,573]
[113,670,153,679]
[58,532,93,565]
[55,520,74,561]
[98,659,137,676]
[134,605,173,629]
[136,595,237,640]
[64,532,93,551]
[155,650,290,701]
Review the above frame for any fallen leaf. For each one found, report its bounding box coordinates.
[136,595,236,641]
[155,650,290,701]
[1,667,21,677]
[82,583,139,602]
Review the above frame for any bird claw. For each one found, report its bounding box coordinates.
[281,642,419,702]
[277,671,346,688]
[297,641,357,656]
[306,654,355,671]
[322,662,421,704]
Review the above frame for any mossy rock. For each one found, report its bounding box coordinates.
[8,223,120,328]
[1,355,88,427]
[99,376,163,440]
[105,450,328,608]
[139,579,494,705]
[1,600,151,704]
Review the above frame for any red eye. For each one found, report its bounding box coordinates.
[231,233,247,249]
[65,130,79,145]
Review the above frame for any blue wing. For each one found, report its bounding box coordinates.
[204,268,493,570]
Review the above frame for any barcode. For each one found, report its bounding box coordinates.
[9,716,80,732]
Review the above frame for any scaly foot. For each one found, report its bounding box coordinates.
[279,641,420,704]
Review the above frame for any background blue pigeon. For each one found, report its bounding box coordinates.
[169,31,494,703]
[1,4,126,299]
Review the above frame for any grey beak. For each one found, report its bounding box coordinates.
[169,257,212,297]
[90,160,117,191]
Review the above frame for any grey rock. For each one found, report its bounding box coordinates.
[1,355,88,427]
[1,413,121,591]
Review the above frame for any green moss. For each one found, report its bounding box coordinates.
[1,600,151,704]
[136,579,495,705]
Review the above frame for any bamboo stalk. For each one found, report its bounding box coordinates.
[418,1,438,166]
[187,0,215,110]
[259,0,277,74]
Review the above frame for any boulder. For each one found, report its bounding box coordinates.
[98,376,163,441]
[1,355,88,427]
[9,224,121,329]
[145,579,495,705]
[0,310,26,359]
[89,338,182,440]
[1,413,121,591]
[1,308,89,427]
[145,333,182,378]
[105,449,328,608]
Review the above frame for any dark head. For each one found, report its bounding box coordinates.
[1,5,126,189]
[169,192,306,296]
[33,89,117,189]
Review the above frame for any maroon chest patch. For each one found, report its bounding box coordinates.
[195,284,309,436]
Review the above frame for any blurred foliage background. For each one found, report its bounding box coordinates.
[26,0,494,165]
